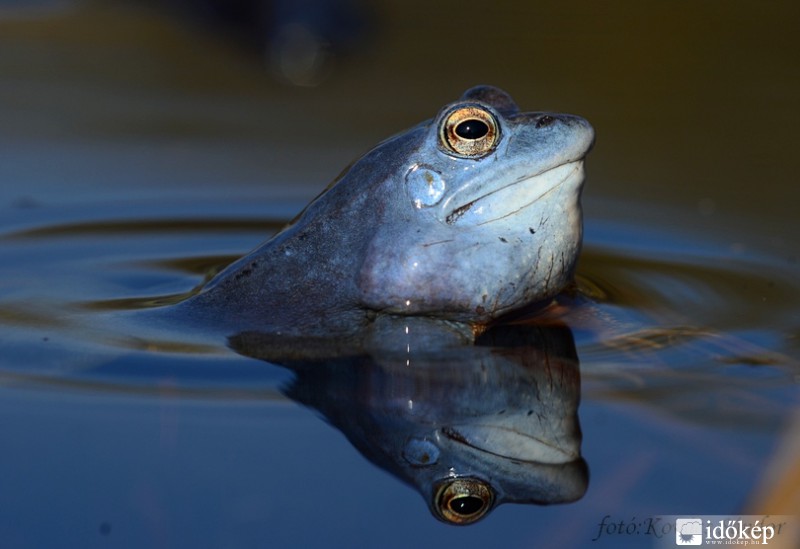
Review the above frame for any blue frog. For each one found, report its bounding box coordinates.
[174,86,594,340]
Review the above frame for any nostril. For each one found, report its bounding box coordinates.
[536,115,555,128]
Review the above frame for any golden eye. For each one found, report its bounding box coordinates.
[433,478,494,525]
[440,105,500,158]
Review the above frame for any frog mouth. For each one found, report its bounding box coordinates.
[443,161,584,226]
[441,425,577,464]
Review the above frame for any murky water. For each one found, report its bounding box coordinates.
[2,197,797,547]
[1,1,798,548]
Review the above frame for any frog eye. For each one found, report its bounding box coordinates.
[439,105,500,158]
[433,478,494,525]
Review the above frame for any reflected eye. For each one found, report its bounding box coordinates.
[433,478,494,525]
[440,105,499,158]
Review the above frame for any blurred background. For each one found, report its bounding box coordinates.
[0,2,798,548]
[0,0,797,255]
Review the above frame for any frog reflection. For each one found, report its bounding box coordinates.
[230,322,587,525]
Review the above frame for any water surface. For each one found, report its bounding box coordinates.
[1,1,798,548]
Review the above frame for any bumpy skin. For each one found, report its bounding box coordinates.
[179,86,594,336]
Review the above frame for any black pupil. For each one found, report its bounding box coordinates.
[449,496,484,516]
[455,119,489,140]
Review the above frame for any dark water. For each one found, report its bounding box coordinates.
[1,1,799,548]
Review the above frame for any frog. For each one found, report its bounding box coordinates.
[231,322,587,525]
[172,85,594,340]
